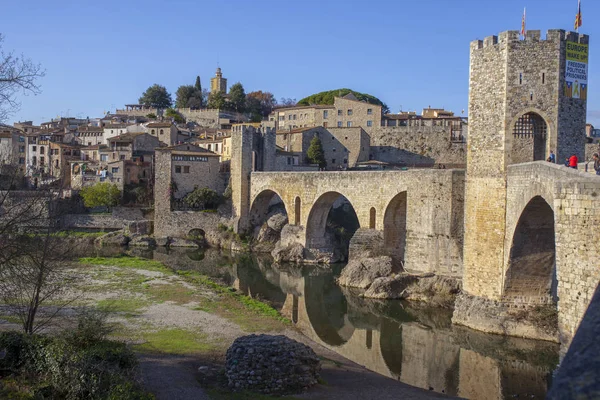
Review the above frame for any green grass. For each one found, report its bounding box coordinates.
[79,256,170,273]
[143,282,198,305]
[134,328,215,355]
[96,298,150,314]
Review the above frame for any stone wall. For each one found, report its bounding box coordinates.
[369,126,466,167]
[250,169,465,276]
[584,142,599,160]
[178,108,220,128]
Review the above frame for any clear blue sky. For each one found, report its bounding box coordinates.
[3,0,599,125]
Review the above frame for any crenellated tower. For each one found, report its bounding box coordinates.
[462,29,589,300]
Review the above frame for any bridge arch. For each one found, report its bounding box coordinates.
[305,191,360,250]
[504,195,557,305]
[384,191,408,267]
[509,109,552,164]
[249,189,288,230]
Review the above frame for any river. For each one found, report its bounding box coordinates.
[89,245,559,399]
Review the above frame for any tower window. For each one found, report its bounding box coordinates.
[530,91,534,101]
[519,73,523,85]
[542,72,545,84]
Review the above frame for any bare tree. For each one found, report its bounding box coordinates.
[0,171,81,334]
[0,33,45,122]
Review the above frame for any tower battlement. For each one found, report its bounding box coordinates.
[471,29,589,51]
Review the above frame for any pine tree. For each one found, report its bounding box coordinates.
[307,135,327,169]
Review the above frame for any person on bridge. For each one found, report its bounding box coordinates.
[548,150,556,163]
[593,153,600,175]
[569,154,579,169]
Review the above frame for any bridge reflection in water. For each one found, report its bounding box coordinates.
[137,247,558,400]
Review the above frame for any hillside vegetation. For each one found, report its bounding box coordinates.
[297,88,389,113]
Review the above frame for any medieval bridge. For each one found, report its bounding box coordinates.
[247,162,600,341]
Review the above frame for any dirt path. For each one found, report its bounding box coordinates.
[2,261,453,400]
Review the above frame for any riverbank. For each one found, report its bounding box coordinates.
[0,255,448,400]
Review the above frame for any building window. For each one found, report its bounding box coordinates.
[332,159,336,164]
[337,121,342,127]
[39,146,44,154]
[337,110,342,116]
[347,121,352,127]
[160,129,164,135]
[367,120,373,127]
[19,157,24,164]
[111,130,114,134]
[367,108,373,115]
[32,156,37,165]
[120,155,125,160]
[19,146,25,153]
[175,166,182,173]
[112,167,119,173]
[183,166,190,173]
[288,115,292,121]
[323,110,328,119]
[519,73,523,85]
[332,148,336,152]
[40,156,45,165]
[88,142,92,146]
[323,122,328,128]
[347,109,353,115]
[293,114,297,120]
[343,158,347,164]
[151,129,155,134]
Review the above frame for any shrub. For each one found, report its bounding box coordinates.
[183,186,221,210]
[80,183,121,209]
[146,113,157,119]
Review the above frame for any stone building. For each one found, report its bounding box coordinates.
[155,143,222,202]
[78,126,105,146]
[210,67,227,94]
[48,142,81,185]
[270,93,383,133]
[103,124,128,144]
[0,125,24,167]
[275,126,370,170]
[146,122,178,146]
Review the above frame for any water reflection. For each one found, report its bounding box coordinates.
[96,246,558,399]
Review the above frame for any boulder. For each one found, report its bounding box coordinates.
[272,243,305,263]
[169,238,199,248]
[129,235,156,247]
[155,237,170,247]
[94,231,130,246]
[337,256,393,289]
[266,211,288,232]
[225,334,321,395]
[363,273,461,305]
[363,275,417,299]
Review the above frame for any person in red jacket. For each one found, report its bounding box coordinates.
[569,154,579,169]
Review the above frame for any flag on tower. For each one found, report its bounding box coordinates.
[575,0,582,31]
[521,8,526,38]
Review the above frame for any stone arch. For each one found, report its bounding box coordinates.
[509,110,551,164]
[305,191,360,250]
[504,196,557,304]
[249,189,288,229]
[383,192,408,267]
[294,196,301,225]
[369,207,376,229]
[188,228,205,240]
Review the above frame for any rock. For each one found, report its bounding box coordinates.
[129,235,156,247]
[266,211,288,232]
[169,238,199,248]
[255,225,279,244]
[155,237,170,247]
[225,334,320,396]
[94,230,130,246]
[337,256,393,289]
[272,243,305,263]
[363,275,416,299]
[362,273,460,304]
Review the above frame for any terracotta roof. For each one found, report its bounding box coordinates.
[156,143,219,156]
[0,132,13,138]
[104,124,128,129]
[273,104,334,112]
[108,132,145,142]
[78,126,104,132]
[147,122,173,128]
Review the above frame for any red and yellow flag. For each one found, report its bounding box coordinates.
[575,0,582,31]
[521,8,526,38]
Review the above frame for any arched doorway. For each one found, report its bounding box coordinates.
[369,207,376,229]
[511,112,548,163]
[384,192,407,268]
[504,196,557,304]
[249,190,288,242]
[305,192,359,257]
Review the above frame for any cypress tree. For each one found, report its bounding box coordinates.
[307,135,327,169]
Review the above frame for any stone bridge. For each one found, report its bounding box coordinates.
[248,169,465,276]
[247,162,600,342]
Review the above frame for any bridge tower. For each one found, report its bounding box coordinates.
[462,30,589,301]
[230,124,276,233]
